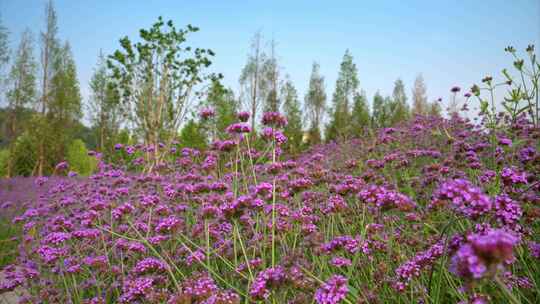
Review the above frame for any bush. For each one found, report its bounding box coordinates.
[66,139,97,176]
[10,132,37,176]
[0,149,8,177]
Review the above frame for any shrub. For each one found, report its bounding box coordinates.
[66,139,97,176]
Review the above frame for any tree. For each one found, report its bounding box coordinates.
[0,13,10,92]
[326,50,359,141]
[179,119,207,150]
[5,29,37,176]
[281,78,302,153]
[47,41,82,161]
[304,62,326,145]
[11,131,37,176]
[263,39,280,113]
[372,91,391,128]
[412,73,428,115]
[108,17,216,172]
[428,100,442,117]
[350,91,370,136]
[0,149,8,177]
[240,31,267,131]
[205,79,237,139]
[34,0,59,175]
[389,78,410,125]
[6,30,37,109]
[89,50,121,155]
[66,139,97,176]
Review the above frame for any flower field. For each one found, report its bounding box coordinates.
[0,112,539,303]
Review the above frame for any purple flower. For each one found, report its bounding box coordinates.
[450,229,519,280]
[494,194,522,226]
[155,215,182,233]
[55,161,69,171]
[200,107,215,120]
[501,167,528,186]
[133,257,167,275]
[330,257,352,268]
[237,111,250,122]
[226,123,251,134]
[433,179,492,219]
[394,242,444,290]
[261,112,288,127]
[529,242,540,259]
[250,266,286,299]
[314,275,348,304]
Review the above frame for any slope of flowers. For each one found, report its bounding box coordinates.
[0,113,539,303]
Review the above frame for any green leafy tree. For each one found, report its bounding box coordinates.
[240,31,268,131]
[304,62,326,145]
[263,39,280,113]
[428,100,442,117]
[0,149,8,177]
[108,17,216,171]
[179,119,207,150]
[0,13,10,94]
[35,0,60,175]
[281,78,303,153]
[66,139,97,176]
[5,29,37,176]
[389,78,410,125]
[372,91,391,128]
[350,91,370,136]
[205,79,238,139]
[412,73,428,115]
[89,50,122,156]
[47,41,82,163]
[326,50,359,141]
[11,131,37,176]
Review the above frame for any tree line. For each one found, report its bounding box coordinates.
[0,1,442,176]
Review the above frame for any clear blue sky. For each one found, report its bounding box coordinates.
[1,0,539,120]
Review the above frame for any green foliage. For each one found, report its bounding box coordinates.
[108,17,216,164]
[282,79,303,153]
[239,31,268,131]
[0,149,8,176]
[179,119,207,150]
[428,101,442,117]
[372,92,391,128]
[205,80,238,138]
[389,78,410,125]
[326,50,359,141]
[262,41,280,113]
[0,14,9,69]
[89,50,122,154]
[499,45,539,126]
[6,29,37,110]
[350,91,370,136]
[48,42,82,122]
[412,74,428,115]
[66,139,96,176]
[304,62,326,145]
[11,131,37,176]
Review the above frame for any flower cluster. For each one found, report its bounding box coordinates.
[314,275,348,304]
[0,110,538,303]
[433,179,492,219]
[450,229,519,280]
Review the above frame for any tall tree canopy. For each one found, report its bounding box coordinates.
[281,78,303,152]
[108,17,217,171]
[304,62,326,145]
[412,73,428,115]
[326,50,359,141]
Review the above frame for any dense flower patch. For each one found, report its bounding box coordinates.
[0,113,539,303]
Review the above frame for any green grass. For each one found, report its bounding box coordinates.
[0,217,20,268]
